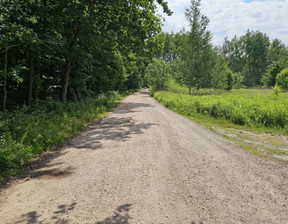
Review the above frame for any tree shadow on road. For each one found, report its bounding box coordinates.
[16,203,131,224]
[71,116,158,150]
[1,150,74,189]
[112,101,155,114]
[16,203,205,224]
[136,89,153,98]
[15,202,77,224]
[21,149,75,180]
[95,204,132,224]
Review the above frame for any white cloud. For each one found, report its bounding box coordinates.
[158,0,288,46]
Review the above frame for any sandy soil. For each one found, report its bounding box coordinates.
[0,90,287,224]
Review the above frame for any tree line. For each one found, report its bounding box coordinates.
[2,0,288,114]
[0,0,172,112]
[147,0,288,93]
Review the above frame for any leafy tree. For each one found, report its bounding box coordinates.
[124,54,151,90]
[226,70,234,91]
[0,0,173,110]
[54,0,171,103]
[262,61,284,87]
[211,55,232,90]
[243,30,270,86]
[178,0,214,94]
[0,0,37,111]
[276,68,288,91]
[145,58,171,90]
[222,35,246,74]
[268,38,288,67]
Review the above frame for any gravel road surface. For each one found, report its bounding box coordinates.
[0,90,287,223]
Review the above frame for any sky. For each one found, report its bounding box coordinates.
[157,0,288,46]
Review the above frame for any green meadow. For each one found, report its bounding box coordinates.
[154,81,288,133]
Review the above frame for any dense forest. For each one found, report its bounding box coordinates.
[0,0,172,112]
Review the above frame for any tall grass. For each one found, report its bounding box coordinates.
[167,79,226,95]
[0,91,120,179]
[154,81,288,132]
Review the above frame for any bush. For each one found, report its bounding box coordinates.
[262,62,284,87]
[0,134,33,175]
[276,68,288,90]
[273,85,281,96]
[145,58,171,90]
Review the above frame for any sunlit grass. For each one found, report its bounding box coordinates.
[155,81,288,132]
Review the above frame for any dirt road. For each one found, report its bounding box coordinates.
[0,90,287,223]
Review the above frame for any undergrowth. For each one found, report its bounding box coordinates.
[0,91,121,180]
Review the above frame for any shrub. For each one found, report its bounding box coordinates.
[273,85,281,96]
[262,62,284,87]
[145,58,171,90]
[276,68,288,90]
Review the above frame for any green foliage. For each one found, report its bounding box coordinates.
[177,0,214,93]
[262,61,284,87]
[0,133,33,176]
[233,72,245,89]
[0,92,120,178]
[221,31,288,88]
[273,85,281,96]
[222,35,246,74]
[211,56,233,90]
[124,53,148,90]
[0,0,172,109]
[226,70,234,91]
[145,58,171,91]
[276,68,288,90]
[167,79,225,95]
[268,39,288,67]
[155,32,181,61]
[154,87,288,130]
[242,31,270,86]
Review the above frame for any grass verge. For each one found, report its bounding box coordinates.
[0,91,128,182]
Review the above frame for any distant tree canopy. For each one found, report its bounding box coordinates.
[0,0,172,111]
[153,27,288,92]
[221,32,288,88]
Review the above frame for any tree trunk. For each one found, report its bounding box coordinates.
[60,21,80,104]
[87,81,92,91]
[35,68,39,105]
[34,70,40,104]
[2,50,8,113]
[35,83,38,104]
[61,58,72,103]
[28,58,34,106]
